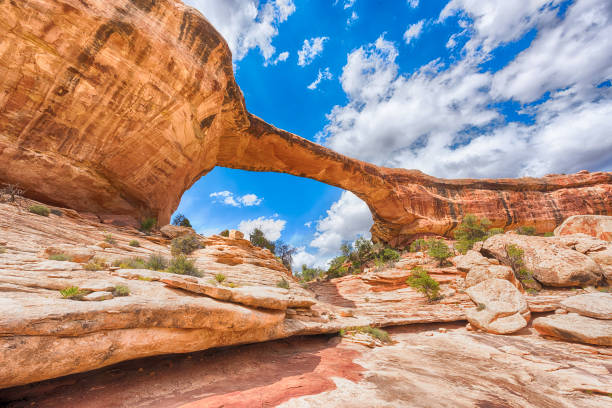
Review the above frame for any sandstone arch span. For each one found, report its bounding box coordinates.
[1,0,610,246]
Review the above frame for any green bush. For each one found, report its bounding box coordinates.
[340,326,391,343]
[249,228,275,253]
[140,217,157,233]
[505,244,538,291]
[172,213,192,228]
[167,255,202,277]
[426,239,453,266]
[60,286,88,300]
[113,257,146,269]
[104,234,117,245]
[214,273,226,283]
[171,234,202,255]
[454,214,502,254]
[516,226,536,235]
[277,278,290,289]
[409,238,428,252]
[406,267,441,301]
[29,205,50,217]
[327,255,348,279]
[146,253,167,271]
[113,285,130,297]
[298,264,325,282]
[49,253,71,261]
[543,232,554,237]
[219,229,230,237]
[84,259,104,271]
[476,303,486,311]
[128,240,140,247]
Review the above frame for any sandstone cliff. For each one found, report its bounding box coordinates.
[1,0,611,246]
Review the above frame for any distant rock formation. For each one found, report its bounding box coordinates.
[1,0,611,245]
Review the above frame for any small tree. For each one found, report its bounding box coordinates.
[516,226,536,235]
[172,213,192,228]
[406,267,441,301]
[171,234,201,255]
[505,244,537,289]
[298,264,325,282]
[409,238,428,252]
[454,214,500,254]
[219,229,230,237]
[140,217,156,233]
[275,241,297,271]
[249,228,276,253]
[427,238,453,266]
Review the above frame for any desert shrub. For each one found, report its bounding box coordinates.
[427,239,453,266]
[406,267,441,301]
[140,217,157,233]
[167,254,202,277]
[476,303,486,311]
[29,204,50,217]
[298,264,325,282]
[219,229,230,237]
[104,234,117,245]
[454,214,502,254]
[171,234,201,255]
[84,259,104,271]
[172,213,192,228]
[516,226,536,235]
[0,183,25,203]
[327,255,348,279]
[249,228,276,253]
[113,257,146,269]
[543,232,554,237]
[50,209,63,216]
[128,239,140,247]
[505,244,538,291]
[60,286,88,300]
[277,278,290,289]
[113,285,130,297]
[49,253,71,261]
[340,326,391,343]
[146,253,167,271]
[214,273,226,283]
[380,248,401,262]
[276,241,297,271]
[0,245,5,254]
[409,238,428,252]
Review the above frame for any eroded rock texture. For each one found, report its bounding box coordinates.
[1,0,611,244]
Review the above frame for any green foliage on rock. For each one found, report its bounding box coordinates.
[406,266,441,301]
[505,244,539,292]
[426,238,453,266]
[214,273,226,283]
[516,226,536,235]
[49,253,71,261]
[29,204,50,217]
[297,264,325,282]
[167,254,202,277]
[340,326,392,343]
[276,278,290,289]
[128,239,140,247]
[249,228,276,253]
[409,238,428,252]
[172,213,192,228]
[171,234,202,255]
[454,214,503,254]
[140,217,157,233]
[146,253,167,271]
[60,286,88,300]
[104,234,117,245]
[113,285,130,297]
[219,229,230,237]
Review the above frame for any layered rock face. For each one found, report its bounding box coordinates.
[1,0,611,244]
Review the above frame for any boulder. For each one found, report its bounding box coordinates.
[533,313,612,346]
[454,250,498,272]
[465,265,523,291]
[228,230,245,240]
[560,293,612,319]
[160,225,196,240]
[82,291,113,301]
[554,215,612,241]
[482,234,604,287]
[465,278,530,334]
[587,246,612,284]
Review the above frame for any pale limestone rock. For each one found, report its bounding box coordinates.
[554,215,612,241]
[560,293,612,319]
[482,233,604,287]
[82,291,113,301]
[454,250,495,272]
[465,264,520,290]
[466,278,530,334]
[533,313,612,346]
[44,245,94,263]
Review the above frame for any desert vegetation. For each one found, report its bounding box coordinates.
[172,213,192,228]
[454,214,503,254]
[28,204,50,217]
[140,217,156,233]
[505,244,539,293]
[327,237,401,279]
[171,235,202,255]
[406,266,441,301]
[340,326,392,344]
[167,254,202,277]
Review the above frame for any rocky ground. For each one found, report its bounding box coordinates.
[1,200,611,406]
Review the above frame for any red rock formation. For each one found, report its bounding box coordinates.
[1,0,611,244]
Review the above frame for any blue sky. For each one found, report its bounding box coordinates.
[179,0,612,269]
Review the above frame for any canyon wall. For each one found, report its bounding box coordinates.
[1,0,611,245]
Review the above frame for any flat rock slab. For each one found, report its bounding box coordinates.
[560,293,612,319]
[533,313,612,346]
[82,291,113,301]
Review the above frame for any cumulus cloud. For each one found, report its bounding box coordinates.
[407,0,419,8]
[347,11,359,26]
[184,0,295,61]
[265,51,290,66]
[343,0,356,9]
[238,216,286,241]
[298,36,329,66]
[404,19,425,45]
[307,68,333,90]
[210,191,263,207]
[317,0,612,178]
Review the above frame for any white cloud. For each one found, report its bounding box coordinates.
[347,11,359,26]
[238,216,286,241]
[184,0,295,61]
[317,0,612,178]
[297,36,329,66]
[310,191,373,257]
[210,191,263,207]
[307,67,333,90]
[408,0,419,8]
[404,19,424,45]
[344,0,356,9]
[265,51,290,66]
